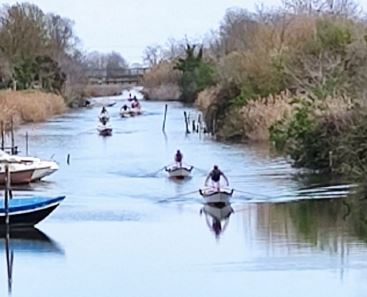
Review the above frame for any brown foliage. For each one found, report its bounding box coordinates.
[240,91,294,141]
[0,90,66,126]
[141,61,181,100]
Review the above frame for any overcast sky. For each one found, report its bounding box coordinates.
[0,0,330,65]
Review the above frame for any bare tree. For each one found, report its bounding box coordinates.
[143,45,163,66]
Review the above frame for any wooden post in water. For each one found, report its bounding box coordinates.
[25,132,29,156]
[1,121,4,151]
[67,153,70,165]
[10,117,15,155]
[183,112,190,134]
[192,120,196,133]
[162,104,168,132]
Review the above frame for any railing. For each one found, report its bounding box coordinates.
[86,67,149,84]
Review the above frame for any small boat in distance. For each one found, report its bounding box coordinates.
[97,123,112,136]
[165,164,193,179]
[120,105,132,118]
[0,196,65,229]
[199,187,234,204]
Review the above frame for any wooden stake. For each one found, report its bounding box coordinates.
[10,117,15,155]
[25,132,29,156]
[184,111,190,134]
[1,121,4,151]
[162,104,168,132]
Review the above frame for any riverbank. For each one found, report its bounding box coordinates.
[0,90,66,128]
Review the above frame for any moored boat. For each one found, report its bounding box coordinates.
[0,165,34,184]
[199,187,234,204]
[0,150,59,182]
[0,196,65,228]
[165,164,193,179]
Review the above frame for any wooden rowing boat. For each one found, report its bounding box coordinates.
[199,187,234,204]
[165,164,193,179]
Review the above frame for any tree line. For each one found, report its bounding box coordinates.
[0,3,130,104]
[142,0,367,177]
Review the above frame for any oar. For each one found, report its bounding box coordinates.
[233,188,272,199]
[145,166,167,177]
[157,190,199,203]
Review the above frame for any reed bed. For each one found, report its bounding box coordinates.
[0,90,66,128]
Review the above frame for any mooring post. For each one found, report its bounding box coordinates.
[25,132,29,156]
[162,104,168,132]
[1,121,4,151]
[183,111,190,134]
[10,117,15,155]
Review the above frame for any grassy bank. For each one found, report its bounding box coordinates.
[0,90,66,128]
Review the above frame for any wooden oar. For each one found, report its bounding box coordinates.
[233,188,272,199]
[157,190,199,203]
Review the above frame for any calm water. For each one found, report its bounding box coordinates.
[1,92,367,297]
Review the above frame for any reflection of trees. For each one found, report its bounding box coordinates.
[255,196,367,253]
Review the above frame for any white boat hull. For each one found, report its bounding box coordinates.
[199,188,234,204]
[97,124,113,136]
[165,165,193,179]
[0,150,59,182]
[120,110,132,118]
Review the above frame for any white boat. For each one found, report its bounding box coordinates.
[120,107,132,118]
[130,107,142,116]
[0,150,59,182]
[199,187,234,204]
[97,123,113,136]
[165,164,193,179]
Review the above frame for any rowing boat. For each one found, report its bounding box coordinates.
[199,187,234,204]
[165,164,193,179]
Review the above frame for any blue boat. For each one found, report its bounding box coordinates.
[0,196,65,228]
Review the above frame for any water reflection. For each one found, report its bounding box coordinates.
[200,203,234,239]
[1,228,64,295]
[255,195,367,254]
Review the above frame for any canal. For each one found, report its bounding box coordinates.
[1,90,367,297]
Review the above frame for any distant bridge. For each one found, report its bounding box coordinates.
[86,67,149,84]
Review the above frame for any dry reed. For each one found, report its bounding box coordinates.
[0,90,66,128]
[240,91,294,141]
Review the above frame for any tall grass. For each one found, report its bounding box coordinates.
[240,91,294,141]
[0,90,66,128]
[142,61,181,100]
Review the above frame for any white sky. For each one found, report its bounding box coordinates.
[2,0,367,64]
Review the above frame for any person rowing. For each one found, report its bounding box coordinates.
[204,165,229,190]
[99,106,110,124]
[174,150,183,167]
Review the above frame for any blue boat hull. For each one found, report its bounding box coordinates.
[0,196,65,229]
